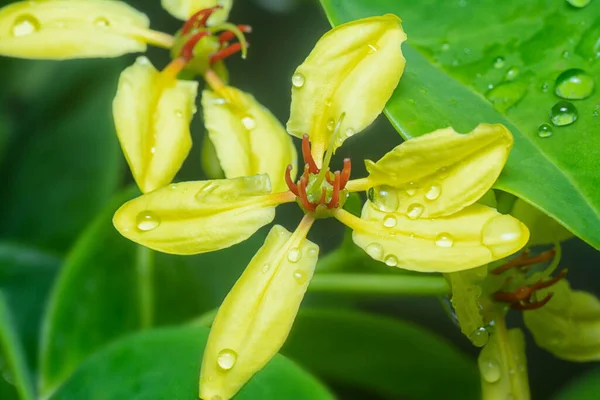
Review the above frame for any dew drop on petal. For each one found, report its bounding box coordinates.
[435,233,454,248]
[370,186,399,212]
[12,14,40,37]
[261,264,270,273]
[479,357,502,383]
[366,243,384,260]
[136,211,160,232]
[537,123,553,138]
[241,116,256,130]
[217,349,237,370]
[175,110,183,118]
[407,203,424,220]
[469,327,490,347]
[425,185,442,201]
[550,101,578,126]
[383,215,397,228]
[345,128,355,138]
[94,17,110,28]
[306,246,318,258]
[554,68,595,100]
[326,118,335,131]
[293,269,307,284]
[481,215,526,257]
[384,255,398,267]
[292,73,305,88]
[287,247,301,263]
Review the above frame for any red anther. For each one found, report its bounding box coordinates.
[218,25,253,43]
[325,172,334,185]
[493,270,566,311]
[285,164,298,196]
[298,178,316,212]
[511,293,554,311]
[210,42,244,64]
[181,6,221,34]
[340,158,352,189]
[327,171,341,208]
[180,31,210,61]
[301,134,319,174]
[318,187,327,205]
[531,269,567,291]
[492,249,556,275]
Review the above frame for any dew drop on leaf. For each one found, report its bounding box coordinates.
[566,0,591,8]
[537,123,553,138]
[555,68,595,100]
[493,56,505,69]
[550,101,578,126]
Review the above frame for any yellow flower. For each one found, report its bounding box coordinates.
[162,0,232,25]
[0,1,250,193]
[111,14,529,400]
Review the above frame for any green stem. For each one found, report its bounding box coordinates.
[309,273,450,296]
[136,245,154,329]
[494,317,530,400]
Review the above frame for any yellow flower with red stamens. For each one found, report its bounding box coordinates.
[112,13,530,400]
[0,1,249,193]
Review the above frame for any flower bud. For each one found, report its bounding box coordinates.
[161,0,231,25]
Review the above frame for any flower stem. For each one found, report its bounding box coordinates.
[128,28,175,49]
[493,316,530,400]
[136,245,154,329]
[309,273,450,296]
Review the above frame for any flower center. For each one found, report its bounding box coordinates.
[285,135,351,218]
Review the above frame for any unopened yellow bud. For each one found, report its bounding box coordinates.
[113,56,198,193]
[200,224,319,400]
[161,0,232,25]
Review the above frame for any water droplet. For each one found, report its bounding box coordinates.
[566,0,590,8]
[479,357,501,383]
[384,255,398,267]
[136,211,160,232]
[94,17,110,27]
[293,269,307,284]
[593,110,599,117]
[540,82,550,92]
[287,247,301,263]
[291,73,305,88]
[405,181,418,196]
[345,128,355,138]
[241,116,256,130]
[407,203,424,220]
[441,42,450,51]
[575,22,600,60]
[196,181,218,198]
[150,146,156,154]
[175,110,183,118]
[435,233,454,248]
[469,327,489,347]
[367,43,379,53]
[217,349,237,370]
[486,80,528,113]
[505,67,519,81]
[493,56,505,68]
[383,215,397,228]
[554,68,595,100]
[136,56,151,65]
[537,123,553,138]
[369,186,399,212]
[307,247,318,258]
[261,264,270,273]
[326,118,335,131]
[481,215,527,257]
[550,101,578,126]
[366,243,384,260]
[425,185,442,201]
[11,14,40,37]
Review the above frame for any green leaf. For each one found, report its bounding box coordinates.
[320,0,600,250]
[39,188,268,397]
[0,243,59,371]
[524,280,600,362]
[49,325,333,400]
[0,59,125,253]
[282,308,480,400]
[553,366,600,400]
[0,290,35,400]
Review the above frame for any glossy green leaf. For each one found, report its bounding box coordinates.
[553,366,600,400]
[49,324,333,400]
[0,244,59,372]
[0,59,125,253]
[524,280,600,362]
[39,188,268,397]
[282,308,480,400]
[320,0,600,250]
[0,291,35,400]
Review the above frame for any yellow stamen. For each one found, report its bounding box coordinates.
[345,177,372,193]
[332,208,362,230]
[126,27,175,49]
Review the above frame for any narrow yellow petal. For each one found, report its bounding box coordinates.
[200,222,318,400]
[202,88,297,193]
[113,175,279,255]
[287,15,406,157]
[0,0,151,59]
[336,201,529,273]
[366,124,513,218]
[161,0,231,25]
[113,57,198,193]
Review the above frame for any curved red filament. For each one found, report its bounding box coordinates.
[302,134,319,174]
[218,25,253,43]
[285,165,298,196]
[327,172,341,208]
[180,31,210,61]
[340,158,351,189]
[181,6,222,35]
[493,269,567,311]
[210,43,244,64]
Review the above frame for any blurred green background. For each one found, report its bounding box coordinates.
[0,0,599,399]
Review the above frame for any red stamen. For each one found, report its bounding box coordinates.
[285,165,298,196]
[180,31,210,61]
[181,6,221,35]
[210,43,244,64]
[511,293,554,310]
[298,178,316,212]
[318,187,327,205]
[327,171,341,208]
[325,172,334,185]
[492,249,556,275]
[218,25,252,43]
[340,158,352,189]
[301,134,319,174]
[531,269,567,290]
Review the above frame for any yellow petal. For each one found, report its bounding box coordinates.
[161,0,231,25]
[287,14,406,159]
[0,0,151,59]
[113,175,277,255]
[337,201,528,273]
[202,88,297,193]
[200,224,318,400]
[113,57,198,193]
[366,124,513,218]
